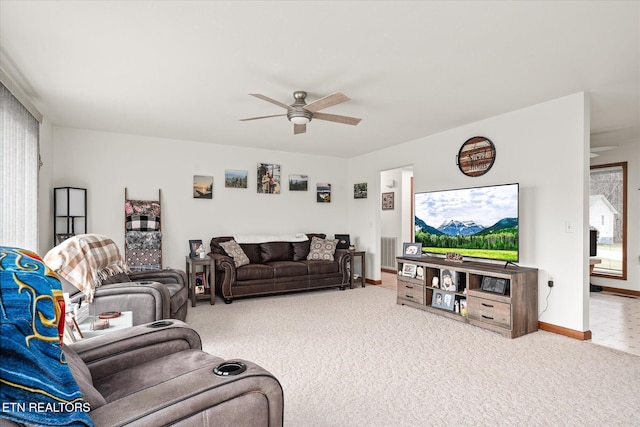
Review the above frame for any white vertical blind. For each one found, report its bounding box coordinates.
[1,83,39,251]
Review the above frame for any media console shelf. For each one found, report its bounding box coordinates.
[397,256,538,338]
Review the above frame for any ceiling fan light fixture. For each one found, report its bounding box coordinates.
[289,116,310,125]
[287,109,312,125]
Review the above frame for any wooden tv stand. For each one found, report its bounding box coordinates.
[396,256,538,338]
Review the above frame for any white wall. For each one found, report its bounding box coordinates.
[349,93,590,332]
[44,92,594,333]
[49,127,349,270]
[590,141,640,292]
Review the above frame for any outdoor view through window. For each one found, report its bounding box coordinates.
[589,162,627,279]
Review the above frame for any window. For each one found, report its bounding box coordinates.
[589,162,627,279]
[0,83,39,251]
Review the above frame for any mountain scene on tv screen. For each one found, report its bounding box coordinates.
[414,185,519,261]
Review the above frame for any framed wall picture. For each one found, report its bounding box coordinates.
[432,289,455,311]
[402,263,417,278]
[257,163,281,194]
[225,170,248,188]
[189,239,203,258]
[289,174,308,191]
[317,183,331,203]
[382,192,394,210]
[354,183,368,199]
[193,175,213,199]
[402,242,422,258]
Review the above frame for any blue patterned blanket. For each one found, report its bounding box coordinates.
[0,246,93,426]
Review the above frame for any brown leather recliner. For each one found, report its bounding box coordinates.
[64,320,284,426]
[45,234,189,325]
[60,269,189,325]
[0,246,283,427]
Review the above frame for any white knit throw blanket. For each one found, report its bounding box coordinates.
[44,234,130,303]
[233,233,309,244]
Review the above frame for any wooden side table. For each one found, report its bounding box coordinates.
[185,256,216,306]
[349,250,366,288]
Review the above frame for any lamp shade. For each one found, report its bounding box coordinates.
[55,187,86,217]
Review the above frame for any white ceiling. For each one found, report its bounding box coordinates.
[1,1,638,158]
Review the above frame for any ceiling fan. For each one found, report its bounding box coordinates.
[240,91,362,135]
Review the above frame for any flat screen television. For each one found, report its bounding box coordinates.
[414,183,519,262]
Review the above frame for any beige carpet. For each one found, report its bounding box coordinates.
[186,285,640,427]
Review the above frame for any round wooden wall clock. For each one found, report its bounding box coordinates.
[457,136,496,177]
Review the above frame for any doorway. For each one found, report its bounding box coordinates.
[379,166,413,274]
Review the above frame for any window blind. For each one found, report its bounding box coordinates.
[1,82,39,251]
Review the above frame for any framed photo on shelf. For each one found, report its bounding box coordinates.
[432,289,455,311]
[189,240,203,258]
[402,263,417,278]
[402,242,422,258]
[195,272,208,289]
[481,276,509,295]
[440,269,458,292]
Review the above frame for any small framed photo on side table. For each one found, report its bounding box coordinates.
[402,242,423,258]
[189,240,203,258]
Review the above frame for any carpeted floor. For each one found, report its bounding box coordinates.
[186,285,640,427]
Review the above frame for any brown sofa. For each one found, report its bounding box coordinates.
[209,234,351,303]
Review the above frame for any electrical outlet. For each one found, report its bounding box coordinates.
[548,275,555,288]
[565,222,574,233]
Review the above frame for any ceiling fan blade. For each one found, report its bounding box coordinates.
[240,113,287,122]
[249,94,291,110]
[294,123,306,135]
[304,92,350,113]
[313,112,362,126]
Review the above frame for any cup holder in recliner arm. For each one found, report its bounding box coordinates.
[137,281,155,285]
[148,320,174,328]
[213,361,247,376]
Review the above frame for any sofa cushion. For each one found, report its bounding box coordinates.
[292,233,326,261]
[260,242,293,263]
[302,260,340,275]
[306,237,338,261]
[269,261,309,278]
[219,240,250,267]
[240,244,262,264]
[236,264,274,281]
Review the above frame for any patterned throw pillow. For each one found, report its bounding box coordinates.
[219,240,251,267]
[306,237,338,261]
[126,215,160,231]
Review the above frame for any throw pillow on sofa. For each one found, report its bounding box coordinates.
[220,240,251,267]
[306,237,338,261]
